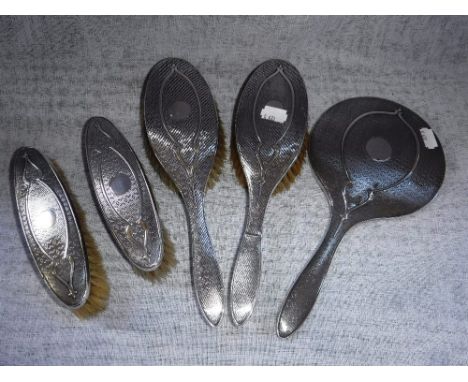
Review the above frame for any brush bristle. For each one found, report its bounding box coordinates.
[231,132,309,195]
[272,132,309,195]
[51,161,109,319]
[230,129,248,189]
[133,226,177,283]
[74,227,109,319]
[207,119,226,190]
[142,129,179,193]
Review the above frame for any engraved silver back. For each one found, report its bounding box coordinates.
[83,117,163,271]
[10,147,90,309]
[144,59,218,194]
[236,60,308,201]
[144,58,224,326]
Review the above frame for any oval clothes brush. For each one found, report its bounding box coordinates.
[83,117,166,273]
[143,58,224,326]
[10,147,109,318]
[229,59,308,325]
[277,97,446,338]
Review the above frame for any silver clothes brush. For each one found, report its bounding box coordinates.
[10,147,108,317]
[83,117,164,272]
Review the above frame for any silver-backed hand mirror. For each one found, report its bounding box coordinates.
[277,97,446,337]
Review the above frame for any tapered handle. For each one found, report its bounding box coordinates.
[185,190,224,326]
[277,215,347,337]
[230,186,269,325]
[230,231,262,325]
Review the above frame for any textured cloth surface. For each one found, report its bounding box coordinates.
[0,16,467,365]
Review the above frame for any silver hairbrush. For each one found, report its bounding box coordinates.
[143,58,224,326]
[229,59,308,325]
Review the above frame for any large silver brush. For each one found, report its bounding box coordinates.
[143,58,224,326]
[229,59,308,325]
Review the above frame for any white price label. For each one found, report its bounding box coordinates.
[420,128,438,149]
[260,105,288,124]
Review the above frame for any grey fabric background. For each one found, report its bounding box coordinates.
[0,16,467,365]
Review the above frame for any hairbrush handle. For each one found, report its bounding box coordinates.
[230,186,269,326]
[185,189,224,327]
[277,214,347,338]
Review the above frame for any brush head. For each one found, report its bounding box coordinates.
[230,60,308,197]
[143,58,224,199]
[51,161,109,319]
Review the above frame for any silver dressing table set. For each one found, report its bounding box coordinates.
[10,57,445,338]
